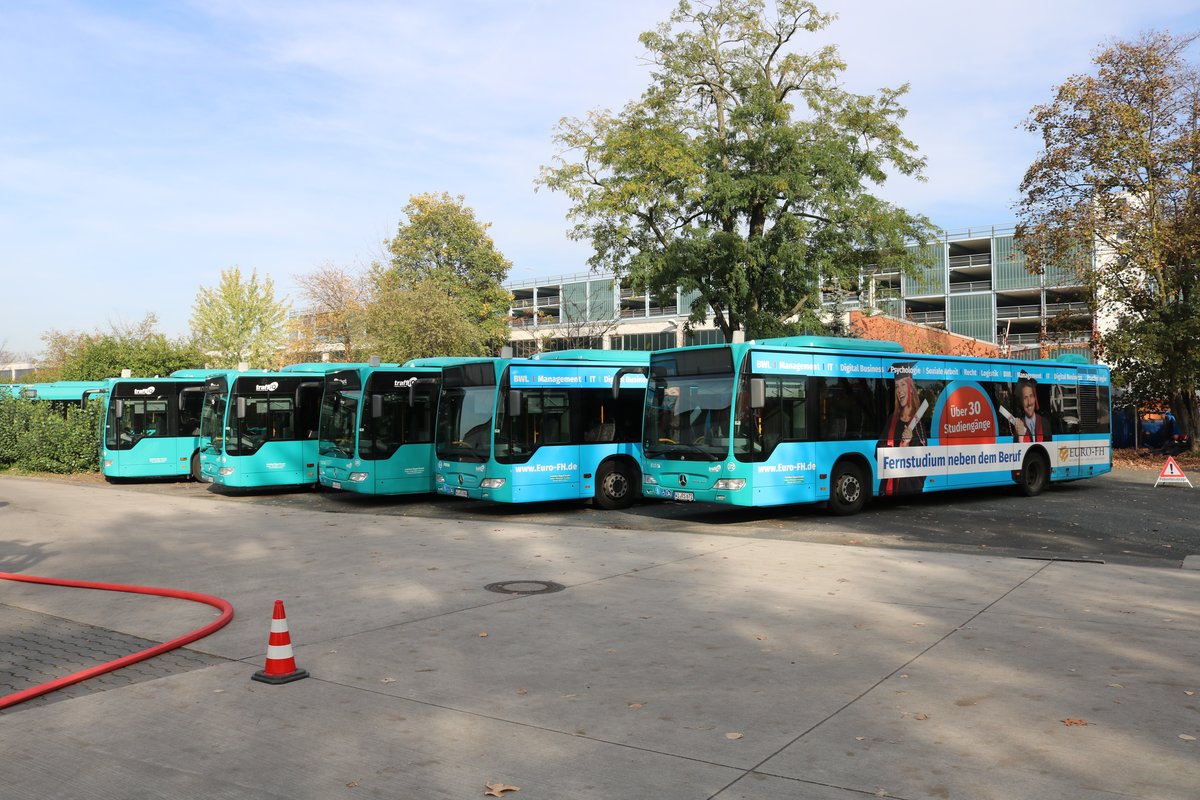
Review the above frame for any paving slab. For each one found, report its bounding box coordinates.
[1,477,1197,800]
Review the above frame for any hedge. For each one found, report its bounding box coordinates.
[0,394,102,474]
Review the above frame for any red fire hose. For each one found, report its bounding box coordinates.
[0,571,234,710]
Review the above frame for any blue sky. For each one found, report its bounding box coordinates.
[2,0,1198,358]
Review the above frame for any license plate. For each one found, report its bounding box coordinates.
[454,488,469,498]
[673,491,695,502]
[331,481,341,489]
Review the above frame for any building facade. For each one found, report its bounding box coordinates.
[505,225,1095,361]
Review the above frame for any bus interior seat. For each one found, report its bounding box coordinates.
[584,421,616,443]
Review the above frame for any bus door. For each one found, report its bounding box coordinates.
[175,384,204,468]
[503,382,580,502]
[742,352,815,505]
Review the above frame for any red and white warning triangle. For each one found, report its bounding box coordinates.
[1154,456,1193,487]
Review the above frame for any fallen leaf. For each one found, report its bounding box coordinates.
[1186,691,1196,697]
[479,632,489,638]
[346,779,359,788]
[855,736,866,741]
[1180,734,1196,742]
[516,688,528,696]
[913,713,929,721]
[628,702,644,709]
[1107,683,1124,689]
[484,782,520,797]
[1061,718,1093,727]
[380,677,396,684]
[755,635,768,641]
[726,732,744,740]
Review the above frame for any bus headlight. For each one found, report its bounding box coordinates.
[713,479,746,490]
[480,478,506,489]
[435,474,445,483]
[349,472,369,483]
[643,475,658,485]
[218,467,235,476]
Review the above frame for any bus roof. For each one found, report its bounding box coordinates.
[402,356,498,369]
[530,349,651,364]
[749,335,905,353]
[14,380,109,401]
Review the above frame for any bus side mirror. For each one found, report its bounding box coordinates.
[508,390,521,416]
[750,378,766,409]
[114,399,124,417]
[236,397,246,419]
[371,394,383,419]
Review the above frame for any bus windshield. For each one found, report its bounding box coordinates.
[436,385,495,462]
[106,396,170,449]
[200,378,228,452]
[226,376,322,456]
[643,349,734,461]
[319,371,361,458]
[359,372,438,460]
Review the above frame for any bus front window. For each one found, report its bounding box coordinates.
[200,389,227,452]
[435,386,494,462]
[643,350,734,461]
[319,375,361,459]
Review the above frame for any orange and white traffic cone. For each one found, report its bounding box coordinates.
[252,600,309,684]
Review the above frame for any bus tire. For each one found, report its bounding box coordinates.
[189,452,202,482]
[595,459,639,510]
[1019,449,1049,497]
[828,460,869,516]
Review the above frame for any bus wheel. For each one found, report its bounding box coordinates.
[189,452,202,482]
[595,460,638,510]
[1019,450,1049,497]
[828,460,868,516]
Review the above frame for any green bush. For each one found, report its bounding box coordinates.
[0,395,101,473]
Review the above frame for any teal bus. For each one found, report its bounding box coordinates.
[100,370,210,481]
[316,360,453,495]
[434,350,650,508]
[198,363,362,489]
[640,336,1112,515]
[9,381,109,406]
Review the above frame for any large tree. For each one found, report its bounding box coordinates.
[369,192,512,354]
[539,0,933,340]
[190,266,290,369]
[287,261,370,362]
[40,314,205,380]
[366,277,495,361]
[1017,31,1200,451]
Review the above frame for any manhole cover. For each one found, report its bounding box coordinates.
[484,581,566,596]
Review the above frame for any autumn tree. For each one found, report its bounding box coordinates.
[367,192,512,356]
[1017,31,1200,451]
[190,266,290,369]
[287,261,370,362]
[539,0,934,341]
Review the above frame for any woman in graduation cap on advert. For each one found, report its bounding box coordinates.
[878,363,929,496]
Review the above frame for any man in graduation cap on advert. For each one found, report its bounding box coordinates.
[1002,372,1048,443]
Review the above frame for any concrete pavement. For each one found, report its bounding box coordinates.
[0,476,1197,799]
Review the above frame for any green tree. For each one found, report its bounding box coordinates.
[190,266,290,369]
[371,192,512,354]
[1017,31,1200,451]
[539,0,933,340]
[365,277,494,361]
[41,315,205,380]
